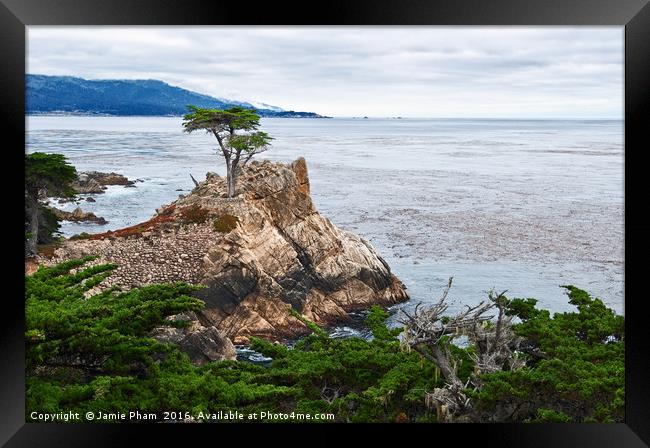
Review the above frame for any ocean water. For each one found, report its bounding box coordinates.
[26,116,624,322]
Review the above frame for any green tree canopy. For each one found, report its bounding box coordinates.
[25,152,77,198]
[182,106,272,198]
[182,105,261,134]
[25,152,77,255]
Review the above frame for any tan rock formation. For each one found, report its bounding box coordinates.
[40,157,409,344]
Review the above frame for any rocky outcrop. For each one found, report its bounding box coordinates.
[72,171,136,194]
[150,312,236,365]
[40,158,409,344]
[41,171,137,203]
[50,206,107,224]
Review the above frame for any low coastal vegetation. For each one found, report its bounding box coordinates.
[213,214,239,233]
[179,204,210,224]
[26,258,624,423]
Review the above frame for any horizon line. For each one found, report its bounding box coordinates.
[25,113,624,121]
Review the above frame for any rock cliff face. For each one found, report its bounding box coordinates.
[40,158,409,345]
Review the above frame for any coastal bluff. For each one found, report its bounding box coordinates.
[37,158,409,346]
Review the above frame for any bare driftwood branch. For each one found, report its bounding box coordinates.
[242,146,269,166]
[400,277,524,421]
[320,381,340,404]
[189,173,200,187]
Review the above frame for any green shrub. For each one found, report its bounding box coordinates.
[25,258,441,423]
[25,258,624,423]
[471,287,625,423]
[532,409,572,422]
[213,214,239,233]
[179,204,209,224]
[69,232,92,241]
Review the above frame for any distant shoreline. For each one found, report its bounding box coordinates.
[26,74,330,118]
[26,112,332,119]
[26,113,621,122]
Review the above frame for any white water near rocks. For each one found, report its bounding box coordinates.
[26,116,624,333]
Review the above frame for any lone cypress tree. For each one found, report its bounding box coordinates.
[182,106,272,198]
[25,152,77,255]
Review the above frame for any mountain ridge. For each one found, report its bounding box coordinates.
[26,74,327,118]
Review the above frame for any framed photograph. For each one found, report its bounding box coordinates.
[3,0,649,445]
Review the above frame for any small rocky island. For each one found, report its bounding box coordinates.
[71,170,137,193]
[38,158,408,362]
[45,171,139,224]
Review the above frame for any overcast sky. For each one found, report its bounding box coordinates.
[27,27,623,119]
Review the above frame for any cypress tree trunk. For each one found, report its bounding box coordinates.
[229,173,236,198]
[228,163,237,198]
[27,196,39,255]
[227,159,240,198]
[225,157,234,198]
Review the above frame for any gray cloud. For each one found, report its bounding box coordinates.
[26,26,623,118]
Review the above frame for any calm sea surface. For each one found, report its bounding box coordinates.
[26,116,624,323]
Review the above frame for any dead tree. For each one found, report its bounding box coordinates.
[470,289,525,375]
[400,277,523,421]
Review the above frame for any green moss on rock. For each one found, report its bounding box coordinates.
[179,204,210,224]
[213,214,239,233]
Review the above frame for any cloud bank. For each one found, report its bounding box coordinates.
[27,26,623,118]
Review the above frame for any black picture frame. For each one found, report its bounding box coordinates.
[2,0,649,445]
